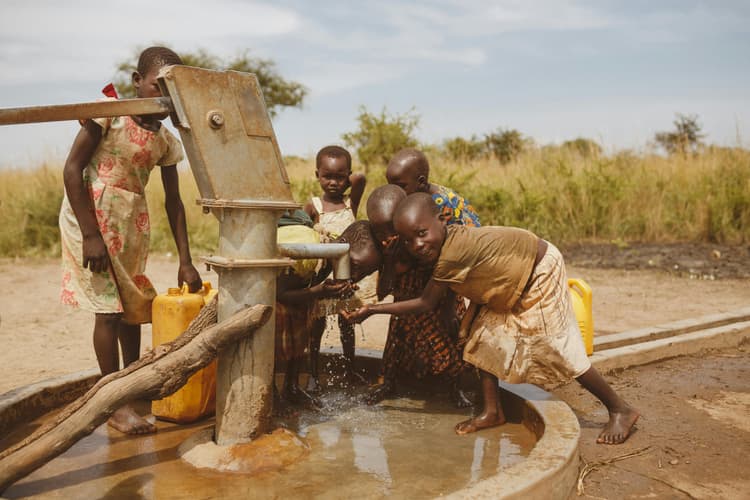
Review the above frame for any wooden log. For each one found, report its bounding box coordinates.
[0,302,272,493]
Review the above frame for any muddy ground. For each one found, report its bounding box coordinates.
[0,244,748,499]
[563,242,750,280]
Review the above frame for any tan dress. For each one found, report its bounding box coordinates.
[435,226,591,387]
[311,195,377,309]
[59,115,183,324]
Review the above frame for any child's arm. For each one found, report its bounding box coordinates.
[63,120,108,273]
[303,200,318,223]
[349,173,366,217]
[343,278,448,322]
[161,165,202,292]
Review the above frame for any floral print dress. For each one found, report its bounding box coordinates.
[59,115,183,324]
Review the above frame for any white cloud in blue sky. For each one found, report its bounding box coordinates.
[1,0,749,166]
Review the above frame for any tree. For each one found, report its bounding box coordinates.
[443,135,486,163]
[113,47,306,117]
[341,106,419,171]
[485,128,528,165]
[562,137,603,158]
[654,114,705,156]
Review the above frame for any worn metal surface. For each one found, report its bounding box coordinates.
[159,66,295,206]
[0,98,172,125]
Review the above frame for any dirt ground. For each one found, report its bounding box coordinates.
[1,244,749,498]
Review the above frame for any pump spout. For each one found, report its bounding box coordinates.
[277,243,350,280]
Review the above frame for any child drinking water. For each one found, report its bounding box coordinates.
[365,184,473,408]
[275,211,356,408]
[304,146,370,390]
[59,46,202,434]
[345,193,640,445]
[276,216,380,408]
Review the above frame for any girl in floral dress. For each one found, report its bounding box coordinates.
[59,47,202,434]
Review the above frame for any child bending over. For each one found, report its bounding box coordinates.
[303,146,373,390]
[345,193,640,445]
[60,46,202,435]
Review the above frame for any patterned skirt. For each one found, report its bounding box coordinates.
[382,265,466,380]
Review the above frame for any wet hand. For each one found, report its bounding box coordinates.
[178,263,203,292]
[341,305,372,324]
[82,234,110,273]
[319,278,356,298]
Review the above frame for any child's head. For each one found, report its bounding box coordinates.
[133,46,183,117]
[386,148,430,194]
[366,184,406,250]
[393,192,446,264]
[336,220,381,283]
[315,145,352,198]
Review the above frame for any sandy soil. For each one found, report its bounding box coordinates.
[1,252,748,498]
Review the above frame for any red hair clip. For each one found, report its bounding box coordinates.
[101,83,118,99]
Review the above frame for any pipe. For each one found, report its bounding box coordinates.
[277,243,350,280]
[0,97,172,125]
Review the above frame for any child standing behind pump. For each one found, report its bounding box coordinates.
[304,146,369,390]
[275,211,354,408]
[345,193,640,445]
[59,47,203,435]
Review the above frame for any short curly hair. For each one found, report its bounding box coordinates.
[137,46,183,75]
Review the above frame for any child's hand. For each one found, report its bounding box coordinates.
[82,234,111,273]
[318,278,355,298]
[341,305,372,324]
[178,263,203,293]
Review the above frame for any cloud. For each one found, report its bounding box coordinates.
[0,0,301,85]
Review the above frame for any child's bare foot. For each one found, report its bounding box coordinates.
[107,405,157,435]
[455,412,506,435]
[365,380,396,405]
[597,406,640,444]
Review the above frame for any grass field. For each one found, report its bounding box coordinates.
[1,146,748,258]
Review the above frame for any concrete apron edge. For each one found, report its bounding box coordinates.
[595,307,750,350]
[591,320,750,374]
[445,382,580,500]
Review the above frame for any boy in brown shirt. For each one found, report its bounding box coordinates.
[345,193,640,445]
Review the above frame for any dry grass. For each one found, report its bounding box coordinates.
[1,146,748,258]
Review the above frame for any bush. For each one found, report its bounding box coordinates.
[485,128,529,165]
[654,114,705,156]
[443,136,486,163]
[341,106,419,172]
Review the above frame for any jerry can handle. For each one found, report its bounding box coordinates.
[568,278,592,309]
[180,281,213,295]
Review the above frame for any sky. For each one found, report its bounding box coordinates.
[1,0,749,167]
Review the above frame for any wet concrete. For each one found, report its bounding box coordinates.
[3,386,536,499]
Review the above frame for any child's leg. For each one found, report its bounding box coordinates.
[284,357,320,408]
[94,315,155,435]
[576,367,640,444]
[338,314,363,383]
[455,369,506,435]
[306,317,326,393]
[93,313,122,375]
[118,322,141,367]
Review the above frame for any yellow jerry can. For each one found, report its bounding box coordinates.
[152,282,218,423]
[568,278,594,355]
